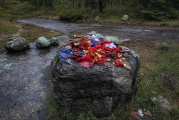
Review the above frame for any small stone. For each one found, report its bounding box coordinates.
[74,35,77,38]
[122,14,129,21]
[95,16,99,20]
[151,96,172,114]
[160,72,179,91]
[158,43,169,51]
[49,37,59,46]
[35,36,50,49]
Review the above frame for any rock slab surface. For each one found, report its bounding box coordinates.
[51,48,140,118]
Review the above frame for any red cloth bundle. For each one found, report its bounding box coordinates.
[69,37,124,68]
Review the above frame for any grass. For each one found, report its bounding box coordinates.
[0,20,18,52]
[46,41,179,120]
[19,24,62,42]
[125,41,179,120]
[0,21,18,35]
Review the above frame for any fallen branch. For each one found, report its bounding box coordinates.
[57,38,82,49]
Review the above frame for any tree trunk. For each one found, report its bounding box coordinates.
[140,0,149,9]
[77,0,81,8]
[0,0,5,6]
[98,0,103,13]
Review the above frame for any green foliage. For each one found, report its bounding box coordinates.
[171,106,179,119]
[140,10,167,21]
[140,0,179,21]
[0,0,14,6]
[1,0,178,22]
[59,9,83,21]
[140,9,178,21]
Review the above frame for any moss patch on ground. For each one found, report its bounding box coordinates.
[19,24,62,42]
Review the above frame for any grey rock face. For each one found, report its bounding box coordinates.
[5,37,30,52]
[151,96,172,114]
[49,37,59,46]
[35,36,50,49]
[51,48,139,118]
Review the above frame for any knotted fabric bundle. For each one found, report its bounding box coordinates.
[59,36,125,68]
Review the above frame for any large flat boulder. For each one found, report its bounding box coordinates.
[51,50,139,118]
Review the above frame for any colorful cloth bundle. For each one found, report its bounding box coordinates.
[59,35,126,68]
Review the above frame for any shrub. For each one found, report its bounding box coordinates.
[140,9,178,21]
[59,9,83,21]
[140,10,167,21]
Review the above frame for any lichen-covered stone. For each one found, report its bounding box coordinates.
[122,14,129,21]
[49,37,59,46]
[158,43,169,51]
[35,36,50,49]
[51,48,139,118]
[104,36,121,45]
[160,72,179,91]
[151,96,172,114]
[5,37,30,52]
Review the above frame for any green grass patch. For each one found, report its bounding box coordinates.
[0,21,18,35]
[20,24,62,42]
[157,43,179,77]
[135,42,179,119]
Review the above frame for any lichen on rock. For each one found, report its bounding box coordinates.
[35,36,50,49]
[5,37,30,52]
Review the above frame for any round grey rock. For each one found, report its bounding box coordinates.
[35,36,50,49]
[122,14,129,21]
[151,96,172,114]
[158,43,169,51]
[160,72,179,91]
[49,37,59,46]
[95,16,99,20]
[5,37,30,52]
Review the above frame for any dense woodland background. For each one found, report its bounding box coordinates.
[0,0,178,22]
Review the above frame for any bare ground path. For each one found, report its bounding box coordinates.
[0,18,179,120]
[18,18,179,41]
